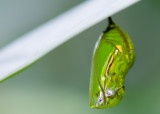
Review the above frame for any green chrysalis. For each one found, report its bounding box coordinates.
[89,17,135,109]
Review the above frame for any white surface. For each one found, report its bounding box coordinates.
[0,0,139,81]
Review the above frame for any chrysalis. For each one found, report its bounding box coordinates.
[89,17,135,109]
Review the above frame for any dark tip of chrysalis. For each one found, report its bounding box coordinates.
[108,17,115,25]
[103,17,115,33]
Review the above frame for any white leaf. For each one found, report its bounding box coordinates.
[0,0,139,82]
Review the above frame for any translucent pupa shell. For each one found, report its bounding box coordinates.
[89,17,135,109]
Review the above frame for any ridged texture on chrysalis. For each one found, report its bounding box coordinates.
[89,17,135,109]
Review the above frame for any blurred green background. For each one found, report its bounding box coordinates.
[0,0,160,114]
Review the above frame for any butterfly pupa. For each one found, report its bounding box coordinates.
[89,17,135,109]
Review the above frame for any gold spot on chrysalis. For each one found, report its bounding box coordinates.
[116,45,123,53]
